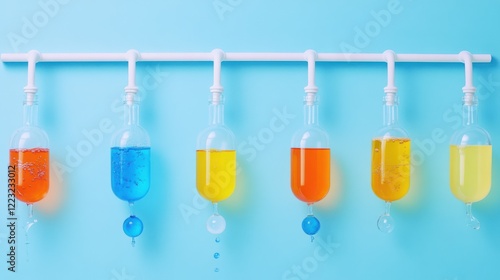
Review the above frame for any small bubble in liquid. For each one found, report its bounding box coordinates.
[214,268,219,273]
[375,148,379,152]
[214,252,220,259]
[215,237,220,243]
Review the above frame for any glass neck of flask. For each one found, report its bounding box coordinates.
[304,95,319,126]
[23,99,38,127]
[209,98,225,126]
[124,101,140,126]
[462,103,477,126]
[383,95,399,126]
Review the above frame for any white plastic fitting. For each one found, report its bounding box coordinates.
[383,50,397,106]
[210,49,225,104]
[304,49,318,105]
[24,50,40,105]
[124,49,140,105]
[459,51,476,106]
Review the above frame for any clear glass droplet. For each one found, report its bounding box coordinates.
[377,201,394,233]
[377,214,394,233]
[206,214,226,235]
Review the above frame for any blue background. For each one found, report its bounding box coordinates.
[1,1,499,279]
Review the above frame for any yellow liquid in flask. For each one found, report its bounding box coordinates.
[371,138,411,202]
[196,149,236,203]
[450,145,491,203]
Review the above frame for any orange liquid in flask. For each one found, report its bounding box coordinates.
[291,147,330,204]
[9,148,50,204]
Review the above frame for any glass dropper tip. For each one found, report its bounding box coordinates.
[207,203,226,235]
[465,203,480,230]
[25,203,38,262]
[302,204,320,240]
[377,201,394,233]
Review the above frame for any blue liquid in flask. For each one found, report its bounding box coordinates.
[111,147,151,202]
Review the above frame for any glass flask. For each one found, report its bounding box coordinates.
[196,92,236,235]
[449,93,491,230]
[371,93,411,233]
[111,93,151,245]
[291,93,330,241]
[9,93,50,241]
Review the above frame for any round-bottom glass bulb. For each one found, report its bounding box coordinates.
[377,214,394,233]
[207,214,226,235]
[302,215,320,236]
[123,215,143,238]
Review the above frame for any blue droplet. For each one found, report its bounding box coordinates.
[215,237,220,243]
[214,252,220,259]
[214,268,219,273]
[302,215,320,236]
[123,215,143,238]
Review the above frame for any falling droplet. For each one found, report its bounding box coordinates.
[214,252,220,259]
[214,268,220,273]
[215,237,220,243]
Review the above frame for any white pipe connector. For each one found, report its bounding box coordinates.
[383,50,398,106]
[383,50,397,94]
[24,50,40,105]
[459,51,476,106]
[210,49,225,104]
[124,50,140,105]
[125,49,140,93]
[304,50,318,105]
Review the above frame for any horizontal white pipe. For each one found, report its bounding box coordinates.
[0,52,492,63]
